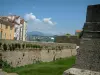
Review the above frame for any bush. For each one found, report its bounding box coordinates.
[12,44,15,51]
[15,43,18,48]
[18,43,21,49]
[22,44,25,49]
[0,42,2,48]
[26,44,28,48]
[29,44,32,48]
[3,44,7,51]
[26,44,30,48]
[8,44,12,51]
[32,44,36,48]
[1,60,12,69]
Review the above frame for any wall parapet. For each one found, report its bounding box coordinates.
[0,39,76,51]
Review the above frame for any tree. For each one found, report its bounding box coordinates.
[78,31,83,39]
[66,33,71,38]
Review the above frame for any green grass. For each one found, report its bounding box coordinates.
[2,56,76,75]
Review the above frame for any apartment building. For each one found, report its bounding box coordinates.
[0,17,15,40]
[7,15,27,41]
[20,19,27,41]
[0,15,27,41]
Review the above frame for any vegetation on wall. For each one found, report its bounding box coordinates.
[0,41,76,51]
[0,42,2,48]
[1,60,12,69]
[3,43,7,51]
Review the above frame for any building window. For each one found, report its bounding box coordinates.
[0,31,2,39]
[10,34,11,39]
[10,26,13,30]
[15,28,17,32]
[5,33,6,39]
[0,23,2,28]
[5,25,8,29]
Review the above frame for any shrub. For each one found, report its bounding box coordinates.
[26,44,28,48]
[32,44,36,48]
[28,44,30,48]
[37,45,41,48]
[26,44,31,48]
[52,47,55,50]
[8,44,12,51]
[1,60,12,68]
[15,43,18,48]
[12,43,15,51]
[29,44,31,48]
[18,43,21,49]
[22,44,25,49]
[3,44,7,51]
[0,42,2,48]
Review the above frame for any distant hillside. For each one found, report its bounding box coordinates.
[27,31,54,36]
[27,31,44,36]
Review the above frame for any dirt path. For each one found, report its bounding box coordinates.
[0,69,18,75]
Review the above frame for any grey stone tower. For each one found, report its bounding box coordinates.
[63,4,100,75]
[75,4,100,72]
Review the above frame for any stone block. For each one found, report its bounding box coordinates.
[63,68,100,75]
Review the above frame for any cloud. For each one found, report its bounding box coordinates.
[43,18,55,25]
[9,13,12,15]
[24,13,36,21]
[24,13,56,32]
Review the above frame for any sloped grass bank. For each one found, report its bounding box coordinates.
[3,56,75,75]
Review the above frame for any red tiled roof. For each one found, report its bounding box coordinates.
[76,30,82,32]
[15,16,20,19]
[0,18,14,26]
[0,15,25,26]
[20,19,24,24]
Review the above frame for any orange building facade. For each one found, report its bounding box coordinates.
[0,18,15,40]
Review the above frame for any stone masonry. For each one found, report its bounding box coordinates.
[63,4,100,75]
[75,4,100,72]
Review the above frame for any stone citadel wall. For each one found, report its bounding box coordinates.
[0,40,77,67]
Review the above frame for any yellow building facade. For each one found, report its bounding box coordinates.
[0,19,15,40]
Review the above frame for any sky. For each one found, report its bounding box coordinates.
[0,0,100,35]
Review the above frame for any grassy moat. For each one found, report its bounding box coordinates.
[2,56,75,75]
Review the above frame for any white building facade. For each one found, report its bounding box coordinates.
[7,15,27,41]
[22,21,27,41]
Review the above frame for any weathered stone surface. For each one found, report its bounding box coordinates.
[75,39,100,72]
[74,4,100,72]
[0,69,7,75]
[63,4,100,75]
[63,68,100,75]
[1,48,76,67]
[83,22,100,31]
[86,4,100,22]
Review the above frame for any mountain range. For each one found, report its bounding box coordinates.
[27,31,54,36]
